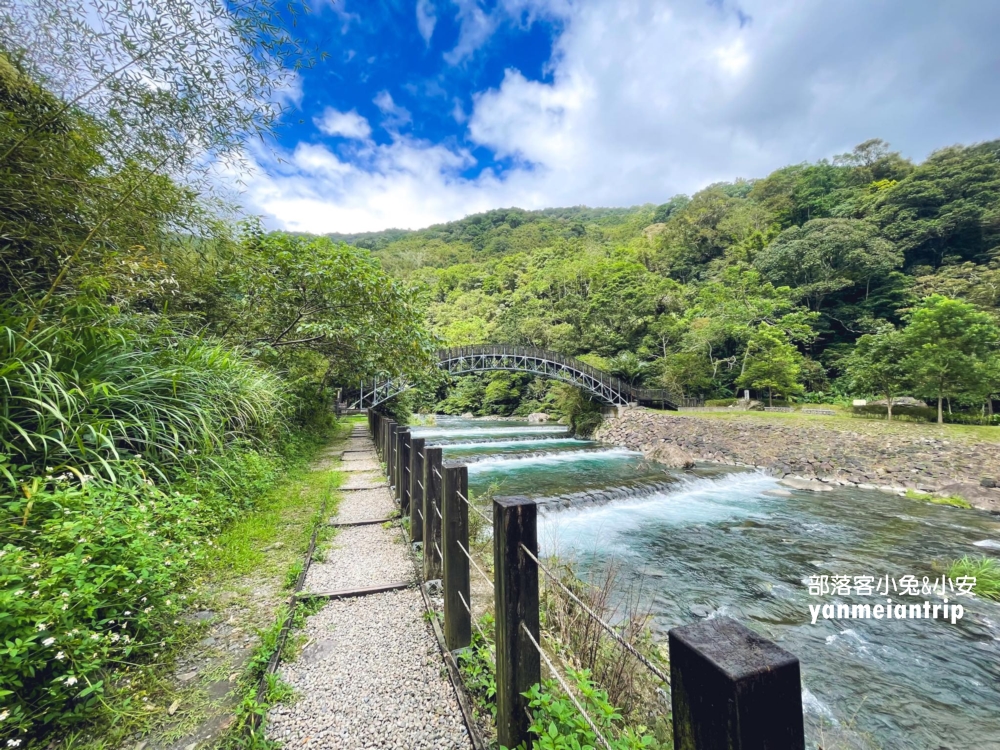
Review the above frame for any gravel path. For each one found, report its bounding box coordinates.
[264,426,471,749]
[334,487,395,524]
[267,588,470,749]
[341,473,384,489]
[342,459,380,472]
[304,524,413,592]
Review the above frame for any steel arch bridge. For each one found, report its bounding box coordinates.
[348,345,677,410]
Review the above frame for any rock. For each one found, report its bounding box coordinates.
[981,477,997,488]
[527,412,550,423]
[642,442,695,469]
[973,539,1000,550]
[461,412,474,418]
[178,670,198,683]
[780,477,834,492]
[870,396,927,407]
[689,603,713,618]
[167,700,180,716]
[763,489,793,497]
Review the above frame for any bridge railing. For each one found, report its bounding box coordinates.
[368,409,806,749]
[437,345,678,406]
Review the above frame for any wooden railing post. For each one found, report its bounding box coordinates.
[410,438,425,544]
[442,463,471,651]
[387,421,398,488]
[669,617,805,750]
[393,428,407,504]
[399,431,411,514]
[494,495,540,750]
[422,446,443,580]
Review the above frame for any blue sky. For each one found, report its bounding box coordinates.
[243,0,1000,233]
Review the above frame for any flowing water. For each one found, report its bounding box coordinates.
[410,416,1000,750]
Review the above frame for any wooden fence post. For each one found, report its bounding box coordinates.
[387,421,398,488]
[442,463,471,651]
[669,617,805,750]
[422,446,443,580]
[393,428,406,504]
[399,431,411,514]
[494,495,540,750]
[410,438,425,544]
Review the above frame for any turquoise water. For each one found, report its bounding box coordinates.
[410,416,1000,750]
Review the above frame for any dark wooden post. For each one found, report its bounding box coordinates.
[385,419,398,487]
[669,617,805,750]
[422,446,443,580]
[399,430,412,516]
[410,438,425,544]
[442,463,471,651]
[394,428,406,504]
[494,495,540,750]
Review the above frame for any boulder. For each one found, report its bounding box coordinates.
[527,412,550,423]
[642,441,695,469]
[870,396,927,407]
[461,412,474,418]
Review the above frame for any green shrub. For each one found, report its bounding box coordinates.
[0,318,288,484]
[704,398,738,407]
[904,490,971,509]
[510,669,660,750]
[851,404,1000,425]
[947,557,1000,601]
[0,467,201,738]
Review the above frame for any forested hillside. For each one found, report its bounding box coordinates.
[338,139,1000,422]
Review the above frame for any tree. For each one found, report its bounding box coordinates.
[754,219,902,311]
[901,295,1000,423]
[736,327,804,406]
[843,325,910,420]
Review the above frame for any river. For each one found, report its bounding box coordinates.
[409,415,1000,750]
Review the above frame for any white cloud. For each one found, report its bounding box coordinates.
[444,0,499,64]
[243,0,1000,233]
[313,107,372,139]
[416,0,437,43]
[373,90,413,131]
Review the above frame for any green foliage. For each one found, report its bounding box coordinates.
[736,327,804,406]
[904,490,971,509]
[456,615,497,719]
[510,669,660,750]
[946,557,1000,602]
[900,295,1000,422]
[842,325,910,419]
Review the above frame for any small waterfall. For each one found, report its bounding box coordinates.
[465,447,640,472]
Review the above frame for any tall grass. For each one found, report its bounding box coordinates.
[0,315,286,485]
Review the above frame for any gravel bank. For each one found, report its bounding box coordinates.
[595,408,1000,511]
[267,588,470,749]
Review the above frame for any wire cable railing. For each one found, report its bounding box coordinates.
[520,622,614,750]
[458,590,497,662]
[457,488,491,523]
[520,543,670,685]
[457,539,493,587]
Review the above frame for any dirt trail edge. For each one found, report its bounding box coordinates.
[266,424,472,749]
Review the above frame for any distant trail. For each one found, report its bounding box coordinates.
[266,424,471,749]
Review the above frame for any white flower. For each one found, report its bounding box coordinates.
[165,599,171,606]
[14,590,23,596]
[0,709,8,721]
[61,604,68,611]
[133,454,142,459]
[90,634,100,640]
[61,591,69,597]
[30,562,40,569]
[0,550,6,557]
[36,622,47,631]
[8,738,22,746]
[110,634,120,642]
[65,676,78,686]
[77,538,86,544]
[31,590,39,598]
[43,637,55,646]
[55,651,65,660]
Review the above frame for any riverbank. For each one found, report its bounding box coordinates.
[594,408,1000,512]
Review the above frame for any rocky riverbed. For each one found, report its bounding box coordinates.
[594,408,1000,512]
